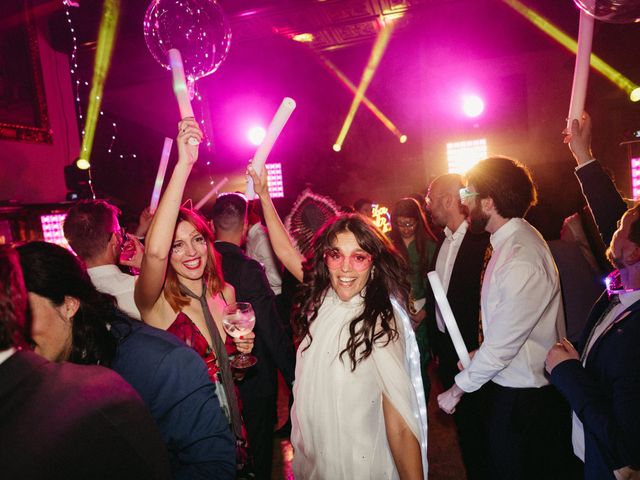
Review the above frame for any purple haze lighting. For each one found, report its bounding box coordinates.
[462,94,484,118]
[248,126,266,146]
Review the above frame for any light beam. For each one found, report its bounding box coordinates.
[502,0,640,102]
[78,0,120,165]
[333,23,395,151]
[318,53,406,143]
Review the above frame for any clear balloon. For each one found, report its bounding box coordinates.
[143,0,232,81]
[574,0,640,23]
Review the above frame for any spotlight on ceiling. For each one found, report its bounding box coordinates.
[75,158,91,170]
[248,126,266,146]
[292,33,314,43]
[461,94,485,118]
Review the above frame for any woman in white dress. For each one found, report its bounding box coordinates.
[248,166,428,479]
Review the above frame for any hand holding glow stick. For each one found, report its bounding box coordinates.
[245,97,296,199]
[149,137,173,214]
[194,177,229,210]
[567,11,594,131]
[168,48,199,145]
[427,271,471,368]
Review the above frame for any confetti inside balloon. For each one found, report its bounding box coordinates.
[574,0,640,23]
[143,0,231,81]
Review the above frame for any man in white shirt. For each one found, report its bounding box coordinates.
[246,203,282,295]
[426,173,491,480]
[63,200,143,319]
[437,156,569,479]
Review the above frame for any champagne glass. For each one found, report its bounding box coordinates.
[222,302,257,369]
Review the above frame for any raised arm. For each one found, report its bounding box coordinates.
[247,164,304,282]
[567,112,627,246]
[135,119,203,323]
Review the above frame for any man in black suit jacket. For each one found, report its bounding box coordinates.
[0,246,171,480]
[211,193,296,480]
[425,173,492,480]
[546,114,640,480]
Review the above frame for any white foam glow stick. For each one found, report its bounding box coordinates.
[194,177,229,210]
[149,137,173,214]
[245,97,296,199]
[567,11,594,131]
[168,48,198,145]
[427,271,471,368]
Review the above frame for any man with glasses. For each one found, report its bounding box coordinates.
[437,157,569,479]
[425,173,491,480]
[64,200,143,319]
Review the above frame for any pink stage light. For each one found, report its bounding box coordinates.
[248,126,266,146]
[41,213,72,251]
[631,157,640,200]
[266,163,284,198]
[462,94,485,118]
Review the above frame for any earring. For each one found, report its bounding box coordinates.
[370,266,376,279]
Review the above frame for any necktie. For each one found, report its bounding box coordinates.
[477,243,493,345]
[580,295,620,363]
[179,283,243,438]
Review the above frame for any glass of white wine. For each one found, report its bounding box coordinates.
[222,302,257,369]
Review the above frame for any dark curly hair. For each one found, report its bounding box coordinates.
[17,241,126,366]
[293,214,410,371]
[0,246,28,350]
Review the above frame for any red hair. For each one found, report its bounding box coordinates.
[164,208,225,312]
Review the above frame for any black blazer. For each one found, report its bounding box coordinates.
[574,161,627,246]
[426,228,490,388]
[0,350,171,479]
[215,241,296,398]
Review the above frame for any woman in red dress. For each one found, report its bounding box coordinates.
[135,118,254,476]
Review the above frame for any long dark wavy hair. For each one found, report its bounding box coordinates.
[389,197,437,279]
[17,241,126,366]
[293,214,410,371]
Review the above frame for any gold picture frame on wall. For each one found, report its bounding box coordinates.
[0,0,52,144]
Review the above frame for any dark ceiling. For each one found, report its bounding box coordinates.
[39,0,640,223]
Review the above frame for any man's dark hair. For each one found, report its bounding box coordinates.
[353,198,373,212]
[64,200,120,261]
[211,193,248,233]
[465,156,538,219]
[17,241,123,366]
[0,246,28,350]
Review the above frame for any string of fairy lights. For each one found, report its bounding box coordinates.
[63,0,128,179]
[62,0,218,193]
